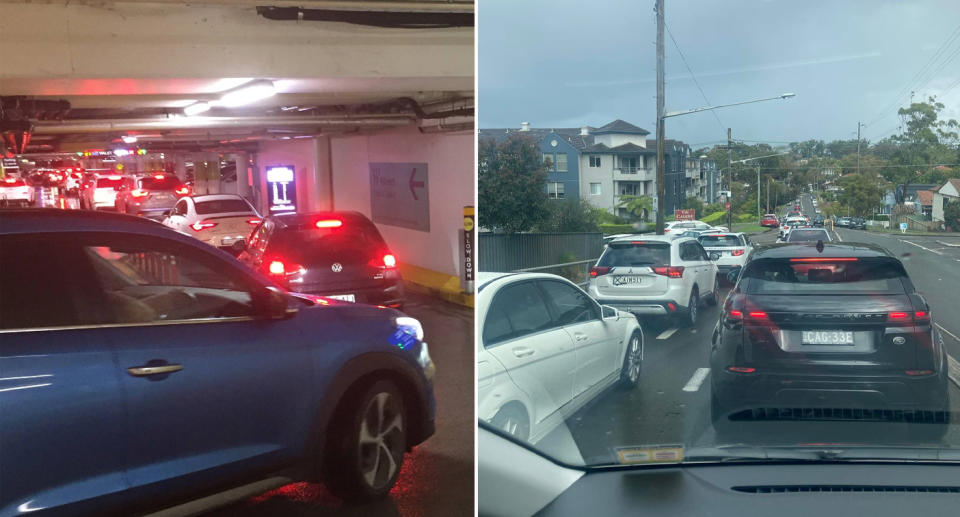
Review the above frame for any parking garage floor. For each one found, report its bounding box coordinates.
[206,290,475,517]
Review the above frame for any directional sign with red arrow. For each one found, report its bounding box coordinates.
[409,167,425,200]
[370,162,430,232]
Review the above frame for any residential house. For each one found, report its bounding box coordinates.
[880,183,937,214]
[932,178,960,223]
[917,190,934,219]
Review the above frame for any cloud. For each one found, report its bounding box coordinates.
[569,51,883,88]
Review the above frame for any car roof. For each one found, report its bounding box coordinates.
[189,194,246,202]
[698,232,744,238]
[265,210,368,227]
[477,271,581,294]
[610,234,674,244]
[0,208,172,236]
[751,241,894,259]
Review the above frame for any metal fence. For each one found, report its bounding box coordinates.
[479,232,603,286]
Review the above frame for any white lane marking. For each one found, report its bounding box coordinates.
[936,240,960,248]
[657,327,678,340]
[937,323,960,343]
[903,239,944,255]
[834,230,842,242]
[682,368,710,392]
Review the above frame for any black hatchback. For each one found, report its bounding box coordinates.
[239,211,405,308]
[711,242,949,437]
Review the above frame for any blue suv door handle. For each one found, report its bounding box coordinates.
[127,364,184,377]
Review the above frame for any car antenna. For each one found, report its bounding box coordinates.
[816,240,824,253]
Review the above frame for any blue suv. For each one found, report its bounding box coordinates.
[0,209,436,515]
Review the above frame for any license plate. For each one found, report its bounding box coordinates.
[612,275,643,286]
[802,330,854,345]
[326,294,356,302]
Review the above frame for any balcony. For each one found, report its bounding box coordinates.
[613,167,654,181]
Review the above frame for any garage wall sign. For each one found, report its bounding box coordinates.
[369,162,430,232]
[266,165,297,214]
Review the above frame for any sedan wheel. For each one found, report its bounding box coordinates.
[686,289,698,327]
[491,405,530,442]
[326,379,407,501]
[619,332,643,387]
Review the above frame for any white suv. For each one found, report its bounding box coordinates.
[664,220,728,234]
[587,235,719,327]
[697,232,751,282]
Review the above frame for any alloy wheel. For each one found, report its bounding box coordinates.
[357,391,405,490]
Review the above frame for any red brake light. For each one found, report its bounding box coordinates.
[130,189,149,198]
[667,302,677,312]
[174,185,190,196]
[729,310,743,319]
[888,312,909,321]
[590,266,611,277]
[190,220,217,232]
[108,175,122,180]
[790,257,858,262]
[315,219,343,228]
[267,260,303,276]
[728,366,756,373]
[732,249,745,256]
[247,218,262,225]
[383,254,397,268]
[653,266,684,278]
[748,311,768,319]
[631,241,645,245]
[153,174,165,179]
[914,311,929,320]
[905,370,934,376]
[268,261,285,275]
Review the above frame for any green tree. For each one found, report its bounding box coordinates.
[837,173,886,217]
[537,198,600,233]
[886,96,959,201]
[478,135,549,233]
[944,200,960,231]
[684,196,705,218]
[617,194,653,222]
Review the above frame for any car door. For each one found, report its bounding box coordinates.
[0,235,130,515]
[67,231,313,502]
[693,241,717,293]
[537,279,620,398]
[482,281,576,428]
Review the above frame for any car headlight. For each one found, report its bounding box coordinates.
[395,316,424,341]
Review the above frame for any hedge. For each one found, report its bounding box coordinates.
[599,223,635,235]
[873,214,889,221]
[701,211,727,224]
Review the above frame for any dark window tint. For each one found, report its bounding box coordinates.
[787,229,830,242]
[743,257,907,295]
[0,235,80,329]
[599,242,670,267]
[483,283,553,346]
[195,198,254,215]
[680,242,701,261]
[138,176,182,190]
[96,177,123,188]
[699,235,742,247]
[77,234,256,324]
[268,219,385,262]
[538,280,597,325]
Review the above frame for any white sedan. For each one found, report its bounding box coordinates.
[477,272,643,445]
[0,177,35,207]
[162,194,261,253]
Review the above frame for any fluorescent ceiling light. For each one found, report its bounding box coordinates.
[219,80,277,107]
[183,102,211,116]
[121,135,137,144]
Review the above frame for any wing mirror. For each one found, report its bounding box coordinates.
[601,305,619,320]
[726,266,742,285]
[162,210,171,218]
[255,286,298,320]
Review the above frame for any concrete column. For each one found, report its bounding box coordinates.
[234,153,252,200]
[174,154,186,182]
[313,137,334,211]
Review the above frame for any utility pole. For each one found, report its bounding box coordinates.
[856,121,862,175]
[726,127,732,229]
[757,164,761,220]
[655,0,666,235]
[766,176,770,214]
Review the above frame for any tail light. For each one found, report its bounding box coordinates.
[728,366,756,373]
[267,260,304,276]
[732,249,745,256]
[887,311,930,323]
[729,309,743,320]
[174,186,190,196]
[888,312,909,321]
[590,266,611,277]
[315,219,343,228]
[905,369,934,376]
[153,174,165,180]
[747,311,768,319]
[369,253,398,268]
[190,220,217,231]
[130,189,149,198]
[653,266,684,278]
[247,218,262,225]
[914,311,930,322]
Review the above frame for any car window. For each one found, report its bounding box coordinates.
[679,242,696,261]
[787,229,830,242]
[538,280,598,325]
[96,177,123,189]
[76,234,257,325]
[598,241,671,267]
[483,282,554,346]
[695,242,710,261]
[699,235,741,247]
[743,257,907,295]
[172,199,187,216]
[0,235,81,330]
[138,176,181,190]
[195,198,254,215]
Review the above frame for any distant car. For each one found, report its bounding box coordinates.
[0,177,35,207]
[665,220,727,234]
[115,173,189,220]
[835,217,851,228]
[698,232,752,282]
[784,228,831,243]
[240,211,405,308]
[779,216,808,239]
[850,217,867,230]
[0,209,436,515]
[477,272,643,444]
[813,214,825,226]
[760,214,779,227]
[711,242,949,439]
[587,235,719,327]
[162,194,261,254]
[82,175,125,210]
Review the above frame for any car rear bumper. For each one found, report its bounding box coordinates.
[290,280,405,308]
[713,368,949,412]
[595,298,688,317]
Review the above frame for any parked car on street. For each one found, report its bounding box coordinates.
[760,214,779,227]
[477,272,643,444]
[162,194,260,254]
[239,211,405,308]
[115,173,190,220]
[711,242,949,441]
[0,208,436,515]
[850,217,867,230]
[835,217,851,228]
[587,235,719,326]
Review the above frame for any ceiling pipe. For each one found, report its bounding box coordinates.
[33,116,415,134]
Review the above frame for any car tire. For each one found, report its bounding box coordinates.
[685,288,699,327]
[618,330,643,388]
[325,379,407,501]
[491,404,530,442]
[706,282,720,306]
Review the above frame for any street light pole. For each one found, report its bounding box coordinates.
[757,164,761,220]
[655,0,666,235]
[727,127,732,230]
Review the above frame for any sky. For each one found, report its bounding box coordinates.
[478,0,960,149]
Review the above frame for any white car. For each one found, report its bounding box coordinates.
[0,177,35,207]
[477,272,643,445]
[586,235,719,327]
[664,220,728,234]
[83,174,124,210]
[697,232,752,282]
[778,215,809,239]
[163,194,261,253]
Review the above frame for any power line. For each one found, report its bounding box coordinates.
[664,23,726,135]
